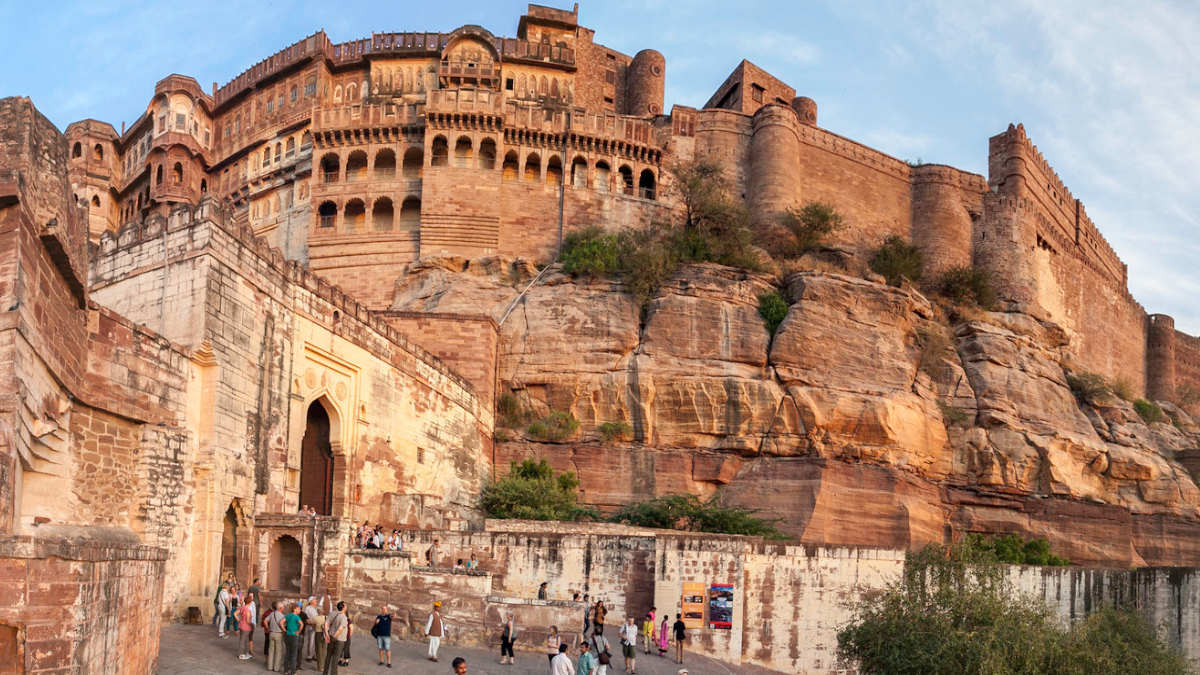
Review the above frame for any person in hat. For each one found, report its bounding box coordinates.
[425,601,446,662]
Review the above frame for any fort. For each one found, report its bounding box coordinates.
[3,3,1200,673]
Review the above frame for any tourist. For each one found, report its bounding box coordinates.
[672,614,686,664]
[323,600,348,675]
[657,615,669,657]
[243,593,258,658]
[339,606,354,668]
[467,552,479,570]
[582,594,591,638]
[641,613,654,654]
[454,558,466,572]
[425,600,445,662]
[592,600,607,636]
[551,643,575,675]
[538,581,549,600]
[216,583,230,638]
[590,630,612,675]
[266,601,286,672]
[620,617,639,674]
[303,595,326,662]
[226,585,240,637]
[235,593,255,659]
[313,603,328,671]
[426,538,441,567]
[283,603,304,675]
[499,611,517,665]
[577,642,596,675]
[373,603,393,668]
[546,625,561,664]
[452,656,468,674]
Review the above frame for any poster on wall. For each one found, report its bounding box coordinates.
[708,584,734,629]
[680,581,706,629]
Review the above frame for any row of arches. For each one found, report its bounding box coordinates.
[320,148,423,183]
[71,142,104,161]
[259,131,313,172]
[316,196,420,232]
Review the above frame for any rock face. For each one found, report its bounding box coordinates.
[393,258,1200,566]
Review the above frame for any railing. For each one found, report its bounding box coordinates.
[323,171,338,183]
[319,214,335,228]
[439,60,501,80]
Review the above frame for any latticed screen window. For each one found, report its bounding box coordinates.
[305,79,317,97]
[176,113,186,128]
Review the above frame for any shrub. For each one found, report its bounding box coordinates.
[937,265,996,309]
[480,459,595,521]
[757,290,789,336]
[964,533,1069,566]
[527,410,580,442]
[1134,399,1166,424]
[1177,384,1200,408]
[1066,372,1111,405]
[937,400,970,427]
[769,202,845,258]
[597,421,632,443]
[561,226,620,278]
[869,235,923,286]
[1110,377,1136,402]
[609,492,784,538]
[1055,605,1191,675]
[496,392,532,429]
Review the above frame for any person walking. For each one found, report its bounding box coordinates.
[589,631,612,675]
[323,601,348,675]
[657,615,669,657]
[243,594,258,658]
[235,595,255,659]
[303,595,326,662]
[283,603,304,675]
[373,604,393,668]
[551,643,576,675]
[538,582,549,600]
[581,594,591,638]
[619,617,639,674]
[592,601,607,636]
[266,601,286,672]
[577,642,596,675]
[499,612,517,665]
[425,601,445,662]
[339,607,354,668]
[672,614,687,665]
[216,584,230,638]
[546,625,562,665]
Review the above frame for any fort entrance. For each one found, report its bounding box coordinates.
[299,400,334,516]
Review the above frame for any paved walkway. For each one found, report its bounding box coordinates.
[158,624,776,674]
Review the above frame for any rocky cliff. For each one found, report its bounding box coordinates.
[392,257,1200,567]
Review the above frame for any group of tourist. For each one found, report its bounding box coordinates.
[352,521,404,550]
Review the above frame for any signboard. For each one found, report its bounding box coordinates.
[708,584,734,629]
[680,581,706,629]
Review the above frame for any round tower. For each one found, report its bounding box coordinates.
[912,164,973,279]
[1147,314,1177,402]
[748,104,801,220]
[626,49,665,116]
[790,97,817,126]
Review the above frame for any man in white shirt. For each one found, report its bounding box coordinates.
[551,643,576,675]
[216,585,231,638]
[619,617,639,674]
[424,601,445,662]
[303,595,325,661]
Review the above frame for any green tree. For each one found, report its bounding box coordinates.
[609,492,783,538]
[561,226,620,278]
[480,459,594,521]
[869,235,924,286]
[758,290,789,335]
[937,266,997,309]
[769,202,845,258]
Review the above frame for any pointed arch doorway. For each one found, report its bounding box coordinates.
[300,400,334,516]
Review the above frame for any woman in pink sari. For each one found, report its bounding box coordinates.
[657,615,669,656]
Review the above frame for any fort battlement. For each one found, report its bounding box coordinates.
[93,197,478,397]
[213,31,330,108]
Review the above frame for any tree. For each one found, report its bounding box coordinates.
[609,492,783,538]
[480,459,594,521]
[769,202,845,257]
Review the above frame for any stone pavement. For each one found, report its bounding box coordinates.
[158,624,777,674]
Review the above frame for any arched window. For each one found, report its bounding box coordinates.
[546,156,563,187]
[156,165,164,185]
[333,85,342,103]
[72,142,82,158]
[538,76,548,95]
[320,153,340,183]
[374,149,396,178]
[372,197,394,231]
[618,165,634,195]
[595,161,610,192]
[346,83,357,102]
[318,201,337,228]
[200,178,207,194]
[478,138,497,170]
[301,131,312,151]
[91,195,100,208]
[639,169,657,200]
[93,144,104,160]
[523,153,541,182]
[571,157,587,188]
[453,136,473,167]
[343,198,365,231]
[286,137,295,157]
[402,147,423,178]
[274,142,282,163]
[431,136,449,166]
[173,163,184,184]
[345,151,367,181]
[502,151,519,181]
[262,149,270,169]
[290,86,298,103]
[399,197,421,229]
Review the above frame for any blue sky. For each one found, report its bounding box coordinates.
[3,0,1198,333]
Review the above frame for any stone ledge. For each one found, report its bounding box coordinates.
[0,531,169,562]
